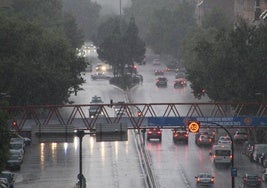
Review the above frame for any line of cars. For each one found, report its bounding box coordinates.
[1,134,31,188]
[154,70,187,89]
[146,126,189,143]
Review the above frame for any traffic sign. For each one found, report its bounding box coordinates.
[188,121,200,133]
[231,167,237,177]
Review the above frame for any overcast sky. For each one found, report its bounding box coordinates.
[94,0,131,15]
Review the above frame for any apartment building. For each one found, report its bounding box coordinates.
[235,0,267,22]
[196,0,267,24]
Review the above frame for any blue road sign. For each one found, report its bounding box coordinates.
[148,116,267,127]
[231,167,237,177]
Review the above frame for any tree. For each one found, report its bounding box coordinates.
[0,97,10,172]
[12,0,84,49]
[97,16,145,77]
[0,16,86,105]
[147,2,196,58]
[181,18,267,102]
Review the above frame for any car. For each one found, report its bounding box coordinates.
[0,171,15,188]
[172,127,188,143]
[175,72,185,79]
[6,155,22,171]
[156,77,167,87]
[195,134,213,147]
[10,138,25,149]
[147,128,162,141]
[258,152,267,166]
[262,171,267,182]
[9,150,24,162]
[243,141,255,159]
[113,101,126,110]
[243,173,261,187]
[154,70,164,75]
[233,130,248,144]
[89,95,104,118]
[251,144,267,162]
[91,72,111,80]
[0,178,9,188]
[173,78,187,88]
[195,129,216,144]
[195,172,215,185]
[90,95,103,103]
[152,59,161,65]
[9,142,24,155]
[218,136,232,145]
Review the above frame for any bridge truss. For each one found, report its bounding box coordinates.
[1,102,267,131]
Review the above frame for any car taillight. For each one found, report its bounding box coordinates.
[157,131,161,134]
[258,177,262,181]
[230,155,233,159]
[211,178,215,182]
[197,178,200,182]
[148,131,152,134]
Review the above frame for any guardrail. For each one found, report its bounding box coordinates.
[134,130,158,188]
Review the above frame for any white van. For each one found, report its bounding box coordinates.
[210,144,232,166]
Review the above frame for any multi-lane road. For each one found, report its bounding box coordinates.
[14,54,267,188]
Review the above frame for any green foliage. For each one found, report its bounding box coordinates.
[11,0,84,49]
[181,18,267,102]
[201,8,233,31]
[0,16,86,105]
[97,16,145,81]
[0,100,10,172]
[125,0,195,59]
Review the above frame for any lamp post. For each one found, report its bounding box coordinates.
[76,130,85,188]
[201,121,235,188]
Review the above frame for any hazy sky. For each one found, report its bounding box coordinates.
[94,0,131,15]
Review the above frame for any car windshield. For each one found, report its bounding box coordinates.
[9,155,19,160]
[215,150,231,156]
[158,77,166,81]
[90,96,103,103]
[10,143,22,149]
[236,132,247,135]
[247,175,258,180]
[199,174,212,178]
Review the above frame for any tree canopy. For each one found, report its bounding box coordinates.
[96,16,145,77]
[181,18,267,102]
[0,3,87,105]
[125,0,195,59]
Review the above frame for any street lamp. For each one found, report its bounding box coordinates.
[201,121,235,188]
[76,130,85,188]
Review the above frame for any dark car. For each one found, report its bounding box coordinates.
[156,77,167,87]
[175,72,185,79]
[173,78,187,88]
[154,70,164,76]
[196,134,213,147]
[0,171,15,188]
[147,128,162,141]
[6,155,22,171]
[243,173,261,187]
[195,129,215,144]
[172,128,188,143]
[233,130,248,144]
